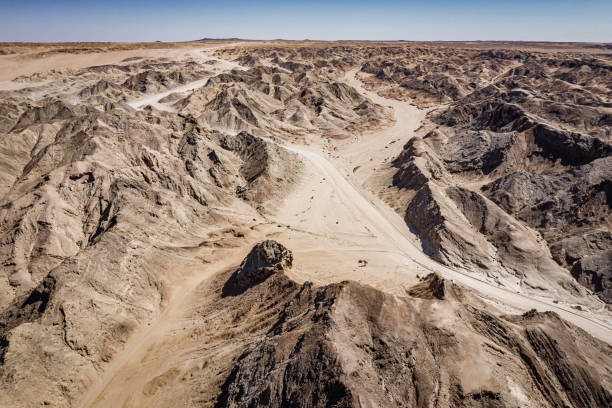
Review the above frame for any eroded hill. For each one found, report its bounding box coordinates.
[0,41,610,407]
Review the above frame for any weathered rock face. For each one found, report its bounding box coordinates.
[481,158,611,232]
[386,48,611,301]
[531,124,611,166]
[400,178,577,295]
[440,130,515,174]
[210,244,612,408]
[215,281,351,408]
[175,65,388,136]
[405,271,464,300]
[392,136,447,191]
[480,157,611,301]
[222,240,293,296]
[570,248,612,303]
[0,54,305,406]
[233,132,269,182]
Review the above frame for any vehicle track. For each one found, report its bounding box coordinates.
[80,49,611,406]
[130,50,612,343]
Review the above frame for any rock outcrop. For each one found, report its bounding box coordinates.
[209,244,612,408]
[385,48,611,301]
[0,41,610,408]
[223,240,293,296]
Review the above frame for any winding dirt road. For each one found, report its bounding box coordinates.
[267,75,612,344]
[125,49,612,345]
[78,48,611,408]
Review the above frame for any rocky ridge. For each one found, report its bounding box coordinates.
[0,42,610,407]
[193,241,612,408]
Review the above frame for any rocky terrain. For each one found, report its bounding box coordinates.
[0,41,610,407]
[175,65,387,137]
[371,49,612,303]
[213,241,611,408]
[220,43,611,302]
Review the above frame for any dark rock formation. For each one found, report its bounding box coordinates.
[406,272,464,300]
[387,47,611,300]
[222,240,293,296]
[570,250,612,302]
[440,130,514,173]
[481,157,611,300]
[532,124,611,166]
[214,246,612,408]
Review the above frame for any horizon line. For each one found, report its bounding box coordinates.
[1,38,611,45]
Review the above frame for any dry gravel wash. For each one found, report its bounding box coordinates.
[266,71,612,345]
[76,51,612,408]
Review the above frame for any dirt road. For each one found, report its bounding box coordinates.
[79,49,611,408]
[267,108,612,345]
[128,51,612,344]
[126,47,245,111]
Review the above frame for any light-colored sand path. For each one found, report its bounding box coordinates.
[121,51,611,344]
[80,48,612,408]
[125,46,246,111]
[266,69,612,344]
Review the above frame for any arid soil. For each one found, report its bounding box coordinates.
[355,46,612,303]
[0,41,610,407]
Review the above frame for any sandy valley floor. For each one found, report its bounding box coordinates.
[1,41,611,407]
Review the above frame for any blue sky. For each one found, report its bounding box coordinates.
[0,0,610,42]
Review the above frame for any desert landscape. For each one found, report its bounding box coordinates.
[0,39,610,407]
